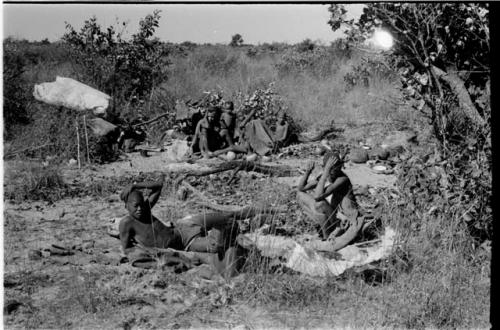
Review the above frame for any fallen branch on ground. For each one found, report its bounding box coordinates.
[181,181,287,214]
[132,112,170,128]
[175,160,299,185]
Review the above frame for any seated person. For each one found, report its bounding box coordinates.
[190,104,206,136]
[220,101,236,144]
[273,112,292,146]
[296,152,359,240]
[118,175,266,274]
[191,106,223,156]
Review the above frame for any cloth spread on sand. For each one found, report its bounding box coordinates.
[237,227,396,277]
[244,119,276,156]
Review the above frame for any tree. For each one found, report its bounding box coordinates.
[328,4,490,138]
[63,10,170,102]
[296,38,315,52]
[3,44,30,139]
[328,4,491,240]
[230,34,244,47]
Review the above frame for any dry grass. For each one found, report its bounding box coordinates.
[3,42,490,329]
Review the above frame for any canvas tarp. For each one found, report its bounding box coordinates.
[33,76,110,115]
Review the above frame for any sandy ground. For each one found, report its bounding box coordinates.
[3,140,398,329]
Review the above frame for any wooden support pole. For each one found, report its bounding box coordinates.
[76,120,81,169]
[83,115,90,163]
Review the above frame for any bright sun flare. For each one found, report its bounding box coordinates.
[373,30,394,50]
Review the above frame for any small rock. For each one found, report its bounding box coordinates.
[82,240,95,250]
[226,151,236,161]
[4,300,23,315]
[176,187,189,201]
[27,249,42,260]
[245,153,258,162]
[314,146,326,156]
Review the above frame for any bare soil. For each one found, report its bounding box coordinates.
[3,140,398,329]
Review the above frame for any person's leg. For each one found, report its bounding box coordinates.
[185,206,268,231]
[297,191,338,239]
[211,246,244,278]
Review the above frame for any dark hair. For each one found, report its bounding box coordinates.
[207,106,219,114]
[120,189,143,204]
[223,101,234,110]
[323,151,343,167]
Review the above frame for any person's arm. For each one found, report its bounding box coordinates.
[298,161,318,192]
[134,175,165,208]
[118,218,135,256]
[198,126,211,155]
[239,108,257,130]
[314,176,349,202]
[313,157,336,200]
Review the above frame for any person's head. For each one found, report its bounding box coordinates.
[121,189,146,220]
[323,151,344,178]
[199,106,207,116]
[206,106,218,124]
[223,101,234,113]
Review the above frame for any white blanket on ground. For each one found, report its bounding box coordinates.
[238,227,396,277]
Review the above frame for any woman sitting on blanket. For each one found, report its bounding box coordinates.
[118,175,266,273]
[297,151,360,240]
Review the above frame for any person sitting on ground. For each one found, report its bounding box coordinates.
[220,101,236,146]
[297,151,359,240]
[190,105,206,132]
[118,175,267,274]
[273,112,293,147]
[190,106,223,156]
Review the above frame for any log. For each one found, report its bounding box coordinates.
[431,65,486,127]
[132,112,170,128]
[136,246,213,266]
[175,160,299,184]
[181,181,287,214]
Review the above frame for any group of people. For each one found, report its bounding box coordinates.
[117,150,361,276]
[185,100,292,158]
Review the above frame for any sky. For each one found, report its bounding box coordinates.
[2,4,364,44]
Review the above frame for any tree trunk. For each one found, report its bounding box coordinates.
[176,160,299,183]
[431,65,486,127]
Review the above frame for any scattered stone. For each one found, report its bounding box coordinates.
[82,240,95,250]
[176,187,190,201]
[4,300,23,315]
[27,249,42,260]
[245,153,258,162]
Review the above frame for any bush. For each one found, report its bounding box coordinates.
[4,162,67,202]
[3,43,31,139]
